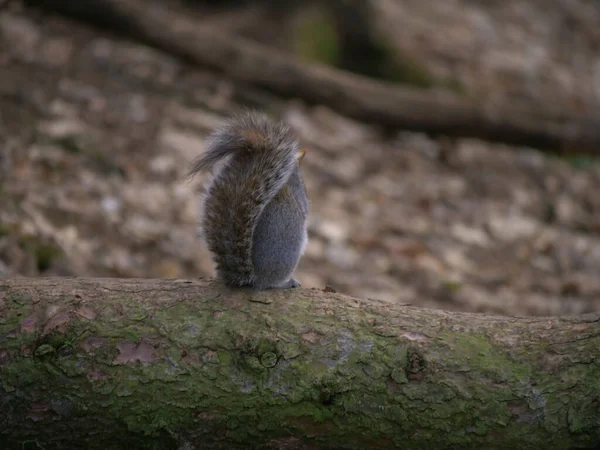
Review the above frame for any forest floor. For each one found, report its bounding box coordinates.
[1,2,600,316]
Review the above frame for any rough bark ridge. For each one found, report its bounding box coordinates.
[0,277,599,449]
[23,0,600,153]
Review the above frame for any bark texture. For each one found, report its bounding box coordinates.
[23,0,600,153]
[0,277,599,449]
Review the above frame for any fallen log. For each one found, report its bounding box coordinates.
[0,277,599,449]
[21,0,600,153]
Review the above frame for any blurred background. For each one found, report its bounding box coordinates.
[1,0,600,316]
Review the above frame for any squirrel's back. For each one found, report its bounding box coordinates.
[188,111,307,288]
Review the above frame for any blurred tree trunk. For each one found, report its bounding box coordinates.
[23,0,600,153]
[1,277,599,449]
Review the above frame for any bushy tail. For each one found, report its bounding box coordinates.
[187,111,298,177]
[188,111,301,286]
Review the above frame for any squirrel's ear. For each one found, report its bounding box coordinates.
[297,148,308,162]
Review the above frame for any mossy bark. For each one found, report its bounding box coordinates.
[0,277,599,450]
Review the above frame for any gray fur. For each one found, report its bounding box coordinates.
[187,111,308,289]
[251,165,308,289]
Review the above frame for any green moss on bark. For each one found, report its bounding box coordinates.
[0,278,599,449]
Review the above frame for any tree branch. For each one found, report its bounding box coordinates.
[22,0,600,153]
[1,277,599,449]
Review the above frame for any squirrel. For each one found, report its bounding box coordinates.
[187,111,309,290]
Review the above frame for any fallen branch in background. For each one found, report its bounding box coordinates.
[1,277,599,449]
[23,0,600,154]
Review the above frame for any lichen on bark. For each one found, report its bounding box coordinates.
[0,277,599,449]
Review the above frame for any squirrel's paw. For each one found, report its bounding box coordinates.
[280,278,301,289]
